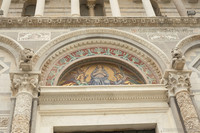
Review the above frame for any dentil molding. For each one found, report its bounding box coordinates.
[0,17,200,28]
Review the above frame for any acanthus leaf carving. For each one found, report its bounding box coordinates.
[11,73,40,97]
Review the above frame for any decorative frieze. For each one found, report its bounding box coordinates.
[0,17,200,28]
[39,85,168,105]
[18,32,51,41]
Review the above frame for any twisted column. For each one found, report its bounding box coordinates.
[10,73,40,133]
[164,71,200,133]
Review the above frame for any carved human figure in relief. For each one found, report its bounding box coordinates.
[90,65,110,85]
[171,47,185,70]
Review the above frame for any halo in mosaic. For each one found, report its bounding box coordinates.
[46,47,159,86]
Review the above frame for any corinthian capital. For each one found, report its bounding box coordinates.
[162,70,191,96]
[10,72,40,97]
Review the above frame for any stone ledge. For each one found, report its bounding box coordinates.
[39,85,168,105]
[0,17,199,28]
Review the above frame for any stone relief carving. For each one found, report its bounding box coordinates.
[19,48,34,71]
[11,74,40,96]
[0,17,199,28]
[39,39,162,85]
[176,91,200,133]
[18,32,51,41]
[163,70,200,133]
[164,72,191,95]
[171,47,185,70]
[0,116,9,127]
[10,73,40,133]
[11,93,32,133]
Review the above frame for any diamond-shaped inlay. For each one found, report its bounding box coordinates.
[0,60,9,74]
[0,65,3,70]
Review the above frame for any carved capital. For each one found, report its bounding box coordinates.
[10,72,40,97]
[162,70,191,96]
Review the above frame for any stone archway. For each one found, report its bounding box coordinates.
[34,28,169,72]
[40,38,162,86]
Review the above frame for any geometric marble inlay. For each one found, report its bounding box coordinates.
[0,60,9,74]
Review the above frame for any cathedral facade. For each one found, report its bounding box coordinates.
[0,0,200,133]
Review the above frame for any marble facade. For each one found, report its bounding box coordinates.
[0,0,200,133]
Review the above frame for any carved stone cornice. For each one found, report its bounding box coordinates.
[39,85,168,105]
[0,17,200,28]
[10,71,40,97]
[162,70,191,96]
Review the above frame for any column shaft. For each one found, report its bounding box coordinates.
[109,0,121,17]
[30,99,38,133]
[1,0,11,17]
[172,0,187,16]
[35,0,46,17]
[176,91,200,133]
[142,0,156,17]
[11,93,33,133]
[71,0,80,17]
[87,2,95,16]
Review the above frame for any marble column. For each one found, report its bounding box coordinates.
[0,0,11,17]
[172,0,187,16]
[87,1,95,16]
[109,0,121,17]
[71,0,80,17]
[10,73,40,133]
[35,0,46,17]
[164,71,200,133]
[142,0,156,17]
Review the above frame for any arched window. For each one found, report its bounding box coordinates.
[22,1,36,16]
[150,0,162,16]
